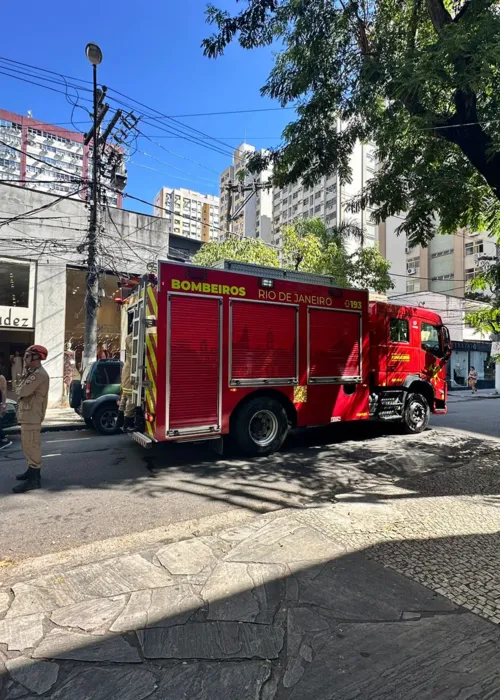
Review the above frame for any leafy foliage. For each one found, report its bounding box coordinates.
[193,220,393,293]
[202,0,500,330]
[193,237,279,268]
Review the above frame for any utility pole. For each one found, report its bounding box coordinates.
[225,182,233,240]
[475,243,500,393]
[82,43,104,369]
[81,44,138,369]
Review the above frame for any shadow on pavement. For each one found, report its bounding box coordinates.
[1,525,500,699]
[3,422,500,514]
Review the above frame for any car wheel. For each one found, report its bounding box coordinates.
[402,393,430,434]
[231,396,289,456]
[92,404,120,435]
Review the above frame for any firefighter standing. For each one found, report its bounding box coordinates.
[117,333,134,431]
[12,345,50,494]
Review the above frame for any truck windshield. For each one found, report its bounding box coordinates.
[421,322,443,357]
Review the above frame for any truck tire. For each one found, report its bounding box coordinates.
[402,393,430,434]
[231,396,289,456]
[69,380,82,409]
[92,404,120,435]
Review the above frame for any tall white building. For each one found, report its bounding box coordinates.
[379,220,495,297]
[219,143,273,242]
[272,141,378,254]
[153,187,220,242]
[0,108,121,207]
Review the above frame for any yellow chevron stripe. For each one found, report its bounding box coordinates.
[146,332,157,375]
[145,390,154,414]
[147,285,158,316]
[146,422,154,437]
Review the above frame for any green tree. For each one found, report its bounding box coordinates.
[202,0,500,324]
[193,236,279,268]
[193,220,393,293]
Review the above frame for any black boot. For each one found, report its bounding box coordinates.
[12,467,41,493]
[123,416,134,433]
[116,410,125,429]
[15,468,31,481]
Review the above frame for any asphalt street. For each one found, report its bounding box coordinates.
[431,395,500,438]
[0,397,498,562]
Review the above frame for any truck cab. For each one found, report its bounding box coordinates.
[369,302,451,431]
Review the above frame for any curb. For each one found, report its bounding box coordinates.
[5,423,86,435]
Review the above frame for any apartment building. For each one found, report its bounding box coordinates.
[219,143,273,242]
[0,108,121,207]
[153,187,220,242]
[272,141,378,254]
[379,221,495,298]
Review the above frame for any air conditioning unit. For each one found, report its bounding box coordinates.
[407,266,416,276]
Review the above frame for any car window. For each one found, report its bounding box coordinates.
[94,366,108,384]
[421,322,442,357]
[390,318,409,343]
[106,364,121,384]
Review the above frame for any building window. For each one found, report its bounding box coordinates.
[406,279,421,293]
[465,268,476,281]
[465,241,483,256]
[431,273,454,281]
[390,318,409,343]
[315,191,321,199]
[314,205,321,213]
[430,248,454,258]
[0,260,30,308]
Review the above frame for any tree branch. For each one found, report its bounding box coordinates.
[426,0,452,32]
[408,0,422,49]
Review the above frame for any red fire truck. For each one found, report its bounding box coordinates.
[119,260,451,455]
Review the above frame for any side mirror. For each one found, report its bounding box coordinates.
[441,326,452,358]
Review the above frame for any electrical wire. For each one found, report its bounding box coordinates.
[133,145,219,183]
[0,186,84,228]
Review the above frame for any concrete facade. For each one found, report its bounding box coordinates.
[272,139,378,255]
[382,222,496,299]
[0,183,200,406]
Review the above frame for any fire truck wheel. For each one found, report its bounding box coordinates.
[402,393,430,434]
[232,397,289,455]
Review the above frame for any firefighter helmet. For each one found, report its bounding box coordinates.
[26,345,48,360]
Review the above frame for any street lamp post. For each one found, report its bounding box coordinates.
[82,42,103,370]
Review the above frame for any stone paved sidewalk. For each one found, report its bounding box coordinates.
[5,408,84,435]
[3,429,500,700]
[447,387,500,402]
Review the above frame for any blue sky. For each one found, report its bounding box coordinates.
[0,0,291,213]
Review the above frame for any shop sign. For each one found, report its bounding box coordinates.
[452,340,492,352]
[0,306,33,329]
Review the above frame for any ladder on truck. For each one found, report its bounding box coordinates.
[129,281,147,408]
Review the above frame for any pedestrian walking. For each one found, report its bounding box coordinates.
[12,345,50,494]
[117,333,134,432]
[468,366,478,394]
[0,373,12,450]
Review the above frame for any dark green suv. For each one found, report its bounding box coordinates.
[69,360,122,435]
